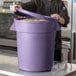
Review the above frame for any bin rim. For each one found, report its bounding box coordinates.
[14,18,50,24]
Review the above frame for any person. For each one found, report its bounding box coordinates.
[12,0,69,62]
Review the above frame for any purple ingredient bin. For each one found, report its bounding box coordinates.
[11,9,60,72]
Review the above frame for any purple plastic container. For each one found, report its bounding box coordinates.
[11,9,60,72]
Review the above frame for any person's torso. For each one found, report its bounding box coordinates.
[35,0,62,16]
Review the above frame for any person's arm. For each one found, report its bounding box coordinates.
[51,1,69,27]
[58,1,69,27]
[21,0,36,13]
[11,0,36,13]
[21,0,44,14]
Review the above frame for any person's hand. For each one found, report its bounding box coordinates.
[50,14,60,20]
[50,14,65,24]
[10,4,22,13]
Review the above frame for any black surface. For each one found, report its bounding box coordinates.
[0,35,16,40]
[0,13,16,40]
[0,45,17,51]
[72,33,76,60]
[61,37,70,41]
